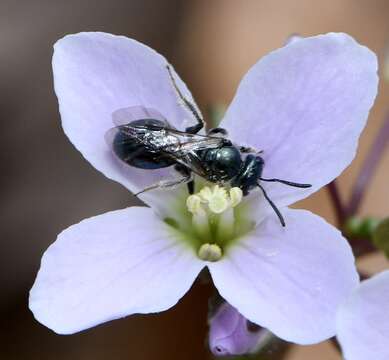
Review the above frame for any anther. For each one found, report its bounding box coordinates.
[208,193,229,214]
[198,243,223,262]
[186,195,204,215]
[229,188,243,207]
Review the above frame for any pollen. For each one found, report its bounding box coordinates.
[197,243,222,262]
[183,185,245,261]
[186,194,204,215]
[188,185,243,215]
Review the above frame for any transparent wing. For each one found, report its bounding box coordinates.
[106,106,169,148]
[105,127,119,148]
[107,122,225,154]
[155,129,226,177]
[163,128,226,152]
[112,106,168,126]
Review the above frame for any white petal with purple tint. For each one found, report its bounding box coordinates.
[209,208,359,344]
[53,32,200,198]
[29,207,204,334]
[336,271,389,360]
[221,33,378,206]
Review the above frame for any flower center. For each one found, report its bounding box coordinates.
[164,184,255,262]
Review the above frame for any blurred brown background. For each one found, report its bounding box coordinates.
[1,0,389,359]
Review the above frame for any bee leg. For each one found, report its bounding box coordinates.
[166,64,204,134]
[257,183,286,227]
[239,146,260,154]
[260,178,312,188]
[174,164,194,194]
[208,127,228,137]
[187,179,195,195]
[134,172,193,197]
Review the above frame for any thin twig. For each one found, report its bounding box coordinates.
[327,181,346,227]
[326,182,377,258]
[348,114,389,216]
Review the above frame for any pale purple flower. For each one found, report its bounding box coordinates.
[336,270,389,360]
[29,32,378,345]
[209,301,271,356]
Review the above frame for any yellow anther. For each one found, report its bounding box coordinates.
[188,185,243,215]
[208,193,229,214]
[213,185,228,198]
[198,187,213,202]
[197,243,222,262]
[229,187,243,207]
[186,195,203,215]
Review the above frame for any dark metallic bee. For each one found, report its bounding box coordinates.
[107,65,311,226]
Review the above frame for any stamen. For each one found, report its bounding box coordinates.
[186,195,209,238]
[197,185,240,214]
[217,207,235,241]
[185,185,245,261]
[208,193,229,214]
[198,243,222,262]
[186,195,203,215]
[198,186,213,201]
[229,188,243,207]
[193,210,211,239]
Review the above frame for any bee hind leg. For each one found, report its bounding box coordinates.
[166,64,204,134]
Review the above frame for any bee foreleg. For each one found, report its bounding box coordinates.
[208,127,228,137]
[239,146,261,154]
[174,163,194,194]
[134,172,193,196]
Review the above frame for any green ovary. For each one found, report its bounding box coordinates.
[164,184,255,262]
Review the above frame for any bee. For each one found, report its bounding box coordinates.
[106,65,311,226]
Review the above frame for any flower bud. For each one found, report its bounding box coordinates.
[344,216,380,239]
[208,302,269,356]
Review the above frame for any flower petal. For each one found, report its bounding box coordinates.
[208,208,359,344]
[220,33,378,206]
[336,271,389,360]
[29,207,204,334]
[53,32,200,199]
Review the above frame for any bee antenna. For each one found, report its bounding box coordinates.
[260,178,312,188]
[257,183,286,227]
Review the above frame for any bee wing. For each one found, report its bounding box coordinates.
[105,126,120,148]
[112,106,168,126]
[156,129,226,177]
[105,113,226,177]
[163,128,225,152]
[106,106,170,148]
[104,124,149,152]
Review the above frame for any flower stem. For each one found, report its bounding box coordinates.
[347,113,389,216]
[326,181,346,227]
